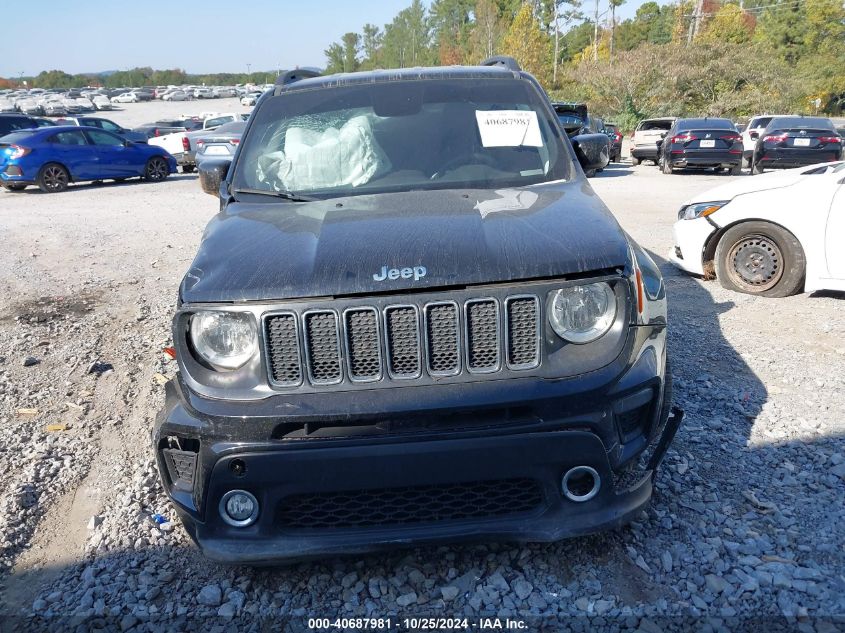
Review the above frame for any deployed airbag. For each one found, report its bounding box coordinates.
[257,115,391,191]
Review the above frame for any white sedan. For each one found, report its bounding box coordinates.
[111,92,138,103]
[670,162,845,296]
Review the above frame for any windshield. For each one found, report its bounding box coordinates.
[233,78,570,199]
[767,117,834,131]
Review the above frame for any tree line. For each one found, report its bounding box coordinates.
[3,68,279,91]
[322,0,845,128]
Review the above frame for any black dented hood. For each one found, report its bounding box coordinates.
[181,183,631,304]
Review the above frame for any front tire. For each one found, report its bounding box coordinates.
[714,221,805,297]
[37,163,69,193]
[144,157,169,182]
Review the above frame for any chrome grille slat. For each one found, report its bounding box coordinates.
[505,296,540,369]
[303,311,342,384]
[425,302,460,376]
[344,308,381,381]
[265,313,303,386]
[465,299,501,373]
[264,293,539,388]
[384,305,421,378]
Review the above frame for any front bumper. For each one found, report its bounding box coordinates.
[154,326,676,563]
[668,217,716,276]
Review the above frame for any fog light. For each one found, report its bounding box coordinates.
[219,490,259,527]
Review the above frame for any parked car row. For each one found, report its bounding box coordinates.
[626,114,843,176]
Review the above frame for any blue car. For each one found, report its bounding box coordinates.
[0,125,177,193]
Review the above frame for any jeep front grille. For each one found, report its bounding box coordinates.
[264,293,541,389]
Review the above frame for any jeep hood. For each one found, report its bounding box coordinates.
[180,184,632,303]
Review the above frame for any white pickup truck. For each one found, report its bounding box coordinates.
[148,113,247,173]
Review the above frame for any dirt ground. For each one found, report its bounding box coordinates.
[0,99,843,627]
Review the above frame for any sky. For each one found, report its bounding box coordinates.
[1,0,653,78]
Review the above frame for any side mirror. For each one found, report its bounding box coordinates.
[571,133,610,173]
[749,131,759,140]
[199,160,229,196]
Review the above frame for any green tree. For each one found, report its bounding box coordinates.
[382,0,431,68]
[324,42,345,74]
[361,24,384,69]
[501,3,552,83]
[342,32,362,72]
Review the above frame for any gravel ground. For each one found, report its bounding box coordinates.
[0,113,843,631]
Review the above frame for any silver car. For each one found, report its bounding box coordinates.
[194,121,246,165]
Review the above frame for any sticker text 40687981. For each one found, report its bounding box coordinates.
[475,110,543,148]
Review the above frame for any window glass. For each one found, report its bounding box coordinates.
[99,120,121,132]
[234,78,569,199]
[49,131,88,145]
[86,130,124,146]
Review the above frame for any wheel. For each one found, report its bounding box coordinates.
[660,155,673,174]
[181,165,195,174]
[631,156,641,166]
[729,163,742,176]
[37,163,69,193]
[144,157,169,182]
[2,183,27,191]
[714,221,805,297]
[751,159,764,175]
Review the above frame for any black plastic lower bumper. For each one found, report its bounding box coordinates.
[154,331,675,563]
[193,430,660,564]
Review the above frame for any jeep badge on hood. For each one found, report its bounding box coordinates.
[373,265,427,282]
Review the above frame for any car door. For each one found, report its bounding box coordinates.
[84,129,134,177]
[46,130,98,180]
[826,179,845,278]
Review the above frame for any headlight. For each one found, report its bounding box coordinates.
[548,283,616,344]
[189,311,257,370]
[678,201,728,221]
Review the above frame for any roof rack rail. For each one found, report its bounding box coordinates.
[479,56,521,72]
[275,67,322,87]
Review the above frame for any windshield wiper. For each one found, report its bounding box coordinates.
[232,187,319,202]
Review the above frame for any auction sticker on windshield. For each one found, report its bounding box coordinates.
[476,110,542,148]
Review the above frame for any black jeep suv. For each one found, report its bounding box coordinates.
[154,58,678,564]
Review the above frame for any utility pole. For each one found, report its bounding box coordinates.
[593,0,600,62]
[554,6,560,83]
[687,0,704,44]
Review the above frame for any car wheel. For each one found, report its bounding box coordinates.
[729,164,743,176]
[660,155,673,174]
[2,183,27,191]
[144,157,169,182]
[714,221,805,298]
[181,165,196,174]
[751,160,764,175]
[631,156,640,166]
[37,163,69,193]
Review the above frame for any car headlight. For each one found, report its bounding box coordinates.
[678,201,728,221]
[189,311,257,370]
[548,283,616,344]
